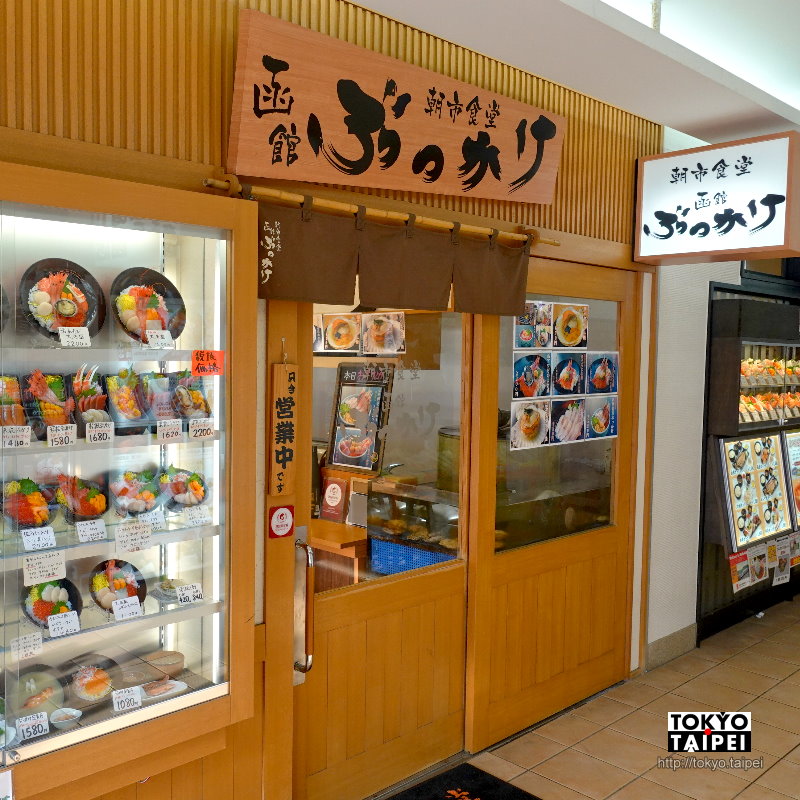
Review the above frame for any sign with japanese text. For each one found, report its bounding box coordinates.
[229,11,566,204]
[270,364,298,495]
[635,132,800,265]
[191,350,225,377]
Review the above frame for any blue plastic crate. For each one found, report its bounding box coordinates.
[370,537,455,575]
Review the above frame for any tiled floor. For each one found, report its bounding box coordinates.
[470,596,800,800]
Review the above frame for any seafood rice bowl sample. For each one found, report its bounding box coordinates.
[111,267,186,344]
[23,579,81,627]
[27,272,88,332]
[55,474,108,523]
[105,368,149,432]
[159,465,207,509]
[0,375,28,427]
[3,478,50,528]
[71,365,111,424]
[90,559,147,611]
[71,665,112,702]
[109,469,162,516]
[23,371,75,432]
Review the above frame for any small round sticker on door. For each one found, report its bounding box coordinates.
[269,505,295,538]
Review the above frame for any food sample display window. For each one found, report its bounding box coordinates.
[310,308,463,590]
[495,295,619,550]
[0,200,230,761]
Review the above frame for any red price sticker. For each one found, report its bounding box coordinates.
[269,506,294,538]
[191,350,225,376]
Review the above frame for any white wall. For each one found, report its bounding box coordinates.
[647,260,740,645]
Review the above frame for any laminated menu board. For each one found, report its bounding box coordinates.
[781,429,800,527]
[720,434,792,551]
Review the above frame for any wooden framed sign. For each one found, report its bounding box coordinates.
[228,10,566,204]
[635,131,800,265]
[269,363,298,496]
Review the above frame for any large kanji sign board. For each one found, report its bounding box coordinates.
[635,132,800,265]
[228,11,566,205]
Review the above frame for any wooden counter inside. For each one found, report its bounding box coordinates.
[309,518,369,591]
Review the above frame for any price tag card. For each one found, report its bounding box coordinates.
[10,631,43,661]
[47,610,80,638]
[23,550,66,586]
[156,419,183,442]
[184,505,212,527]
[191,349,225,376]
[86,421,114,444]
[2,424,31,449]
[47,423,77,448]
[112,686,143,713]
[176,582,204,605]
[144,329,174,349]
[138,507,166,531]
[58,326,91,347]
[76,518,107,542]
[17,711,49,741]
[188,417,215,440]
[112,596,142,621]
[21,526,56,551]
[115,519,152,553]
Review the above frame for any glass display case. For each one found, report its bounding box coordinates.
[0,185,251,769]
[738,343,800,427]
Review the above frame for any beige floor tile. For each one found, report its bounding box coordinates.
[636,667,692,692]
[573,697,635,726]
[738,785,798,800]
[536,714,603,746]
[642,692,720,718]
[737,617,793,638]
[719,751,777,780]
[534,749,636,800]
[666,653,719,678]
[672,675,759,710]
[764,681,800,709]
[702,663,781,695]
[704,628,763,650]
[604,681,665,708]
[609,777,696,799]
[749,641,800,666]
[574,728,666,774]
[693,642,735,662]
[786,743,800,764]
[767,626,800,648]
[467,751,525,782]
[751,720,800,757]
[784,669,800,686]
[642,762,748,800]
[511,770,595,800]
[755,759,800,798]
[726,651,800,680]
[492,732,565,769]
[609,709,666,747]
[744,698,800,735]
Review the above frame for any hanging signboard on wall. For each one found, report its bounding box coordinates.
[635,131,800,265]
[228,10,566,205]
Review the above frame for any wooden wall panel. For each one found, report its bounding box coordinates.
[0,0,661,243]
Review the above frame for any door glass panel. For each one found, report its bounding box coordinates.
[311,308,463,591]
[495,295,618,552]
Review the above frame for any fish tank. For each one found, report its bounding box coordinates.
[0,200,230,762]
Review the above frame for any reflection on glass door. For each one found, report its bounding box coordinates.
[495,295,619,551]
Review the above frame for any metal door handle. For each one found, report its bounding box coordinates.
[294,540,315,673]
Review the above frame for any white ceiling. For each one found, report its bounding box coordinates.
[354,0,800,145]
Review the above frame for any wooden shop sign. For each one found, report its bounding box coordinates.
[228,10,566,204]
[270,363,298,496]
[635,131,800,265]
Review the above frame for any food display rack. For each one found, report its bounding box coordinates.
[0,162,255,792]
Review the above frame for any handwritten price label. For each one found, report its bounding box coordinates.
[58,326,91,347]
[86,421,114,444]
[2,425,31,448]
[47,610,80,638]
[17,711,49,741]
[115,519,152,553]
[112,686,142,713]
[184,505,212,527]
[21,526,56,552]
[191,349,225,377]
[156,419,183,442]
[10,631,43,661]
[188,417,215,440]
[112,596,143,621]
[47,423,76,448]
[76,518,107,542]
[176,583,204,605]
[23,550,66,586]
[144,329,174,349]
[138,507,165,531]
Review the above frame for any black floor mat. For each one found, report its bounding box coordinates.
[387,763,542,799]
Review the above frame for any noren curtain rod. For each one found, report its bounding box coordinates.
[202,177,560,248]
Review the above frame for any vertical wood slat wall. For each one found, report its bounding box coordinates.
[0,0,661,244]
